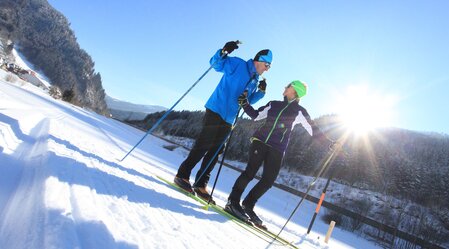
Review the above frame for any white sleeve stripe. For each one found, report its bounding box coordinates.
[254,103,271,121]
[293,112,313,136]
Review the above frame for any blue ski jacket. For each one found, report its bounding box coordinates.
[205,49,265,125]
[243,97,330,153]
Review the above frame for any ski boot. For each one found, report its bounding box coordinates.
[193,187,216,205]
[224,200,250,223]
[243,205,267,230]
[174,177,194,194]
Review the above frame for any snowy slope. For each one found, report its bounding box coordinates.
[0,71,381,249]
[11,48,52,89]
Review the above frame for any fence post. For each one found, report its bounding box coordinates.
[324,220,336,243]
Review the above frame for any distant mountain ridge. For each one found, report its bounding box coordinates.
[106,95,167,121]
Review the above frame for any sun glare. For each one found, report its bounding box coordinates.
[336,85,396,135]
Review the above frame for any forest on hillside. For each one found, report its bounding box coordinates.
[0,0,107,114]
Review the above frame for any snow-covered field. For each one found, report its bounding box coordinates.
[0,70,382,248]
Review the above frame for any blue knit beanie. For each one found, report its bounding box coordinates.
[254,49,273,64]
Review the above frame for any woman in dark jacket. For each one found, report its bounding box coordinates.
[225,80,333,228]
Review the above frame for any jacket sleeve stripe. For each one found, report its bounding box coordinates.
[293,110,313,136]
[254,102,271,121]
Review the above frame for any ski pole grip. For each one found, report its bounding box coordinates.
[221,40,242,56]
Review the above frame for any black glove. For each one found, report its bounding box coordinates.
[237,91,249,107]
[258,79,267,92]
[222,41,239,55]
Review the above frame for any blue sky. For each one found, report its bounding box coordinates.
[48,0,449,135]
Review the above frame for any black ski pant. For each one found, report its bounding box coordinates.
[176,109,231,188]
[228,140,283,209]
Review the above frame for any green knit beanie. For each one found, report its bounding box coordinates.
[291,80,307,98]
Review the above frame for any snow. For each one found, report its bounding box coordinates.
[0,69,382,248]
[11,48,52,88]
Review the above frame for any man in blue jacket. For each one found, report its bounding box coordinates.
[175,41,272,204]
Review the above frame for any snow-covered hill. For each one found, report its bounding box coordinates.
[0,70,381,248]
[106,95,167,121]
[0,47,52,90]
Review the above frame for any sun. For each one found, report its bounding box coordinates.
[335,85,396,135]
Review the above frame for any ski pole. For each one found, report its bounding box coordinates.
[271,146,340,242]
[120,41,241,162]
[205,77,266,207]
[205,109,243,205]
[306,140,346,234]
[306,165,337,234]
[192,76,259,205]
